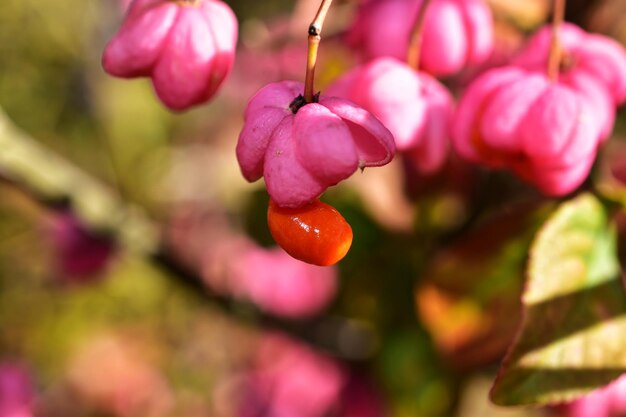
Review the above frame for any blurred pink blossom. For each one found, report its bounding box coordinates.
[346,0,494,76]
[239,333,346,417]
[453,20,525,88]
[67,335,173,417]
[118,0,133,13]
[200,236,338,318]
[562,374,626,417]
[236,80,395,208]
[453,66,603,196]
[514,23,626,106]
[0,363,33,417]
[167,207,338,318]
[327,57,453,174]
[231,246,337,318]
[103,0,238,111]
[48,211,115,281]
[228,43,306,103]
[610,154,626,186]
[336,373,388,417]
[225,17,308,102]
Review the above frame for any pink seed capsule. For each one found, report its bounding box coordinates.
[236,80,395,208]
[345,0,494,76]
[103,0,238,111]
[327,57,454,174]
[452,66,603,196]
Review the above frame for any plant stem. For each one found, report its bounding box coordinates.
[407,0,432,70]
[0,108,159,254]
[304,0,333,103]
[547,0,566,81]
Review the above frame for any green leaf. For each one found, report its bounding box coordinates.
[490,193,626,406]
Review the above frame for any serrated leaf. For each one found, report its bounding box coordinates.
[490,193,626,406]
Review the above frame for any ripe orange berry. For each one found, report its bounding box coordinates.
[267,199,353,266]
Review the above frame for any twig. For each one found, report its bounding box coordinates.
[304,0,334,102]
[548,0,566,81]
[407,0,432,70]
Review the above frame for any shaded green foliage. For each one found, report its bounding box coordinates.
[491,194,626,405]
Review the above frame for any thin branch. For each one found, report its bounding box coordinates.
[0,109,159,254]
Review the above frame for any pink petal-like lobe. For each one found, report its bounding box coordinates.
[421,0,468,75]
[319,96,395,168]
[102,0,238,110]
[452,66,526,164]
[294,104,359,184]
[264,118,327,208]
[152,7,218,110]
[236,81,302,182]
[520,85,577,157]
[103,0,178,77]
[480,73,547,153]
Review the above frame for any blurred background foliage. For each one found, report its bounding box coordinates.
[1,0,626,416]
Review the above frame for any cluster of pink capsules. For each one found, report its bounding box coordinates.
[102,0,626,266]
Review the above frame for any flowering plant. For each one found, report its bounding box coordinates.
[3,0,626,416]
